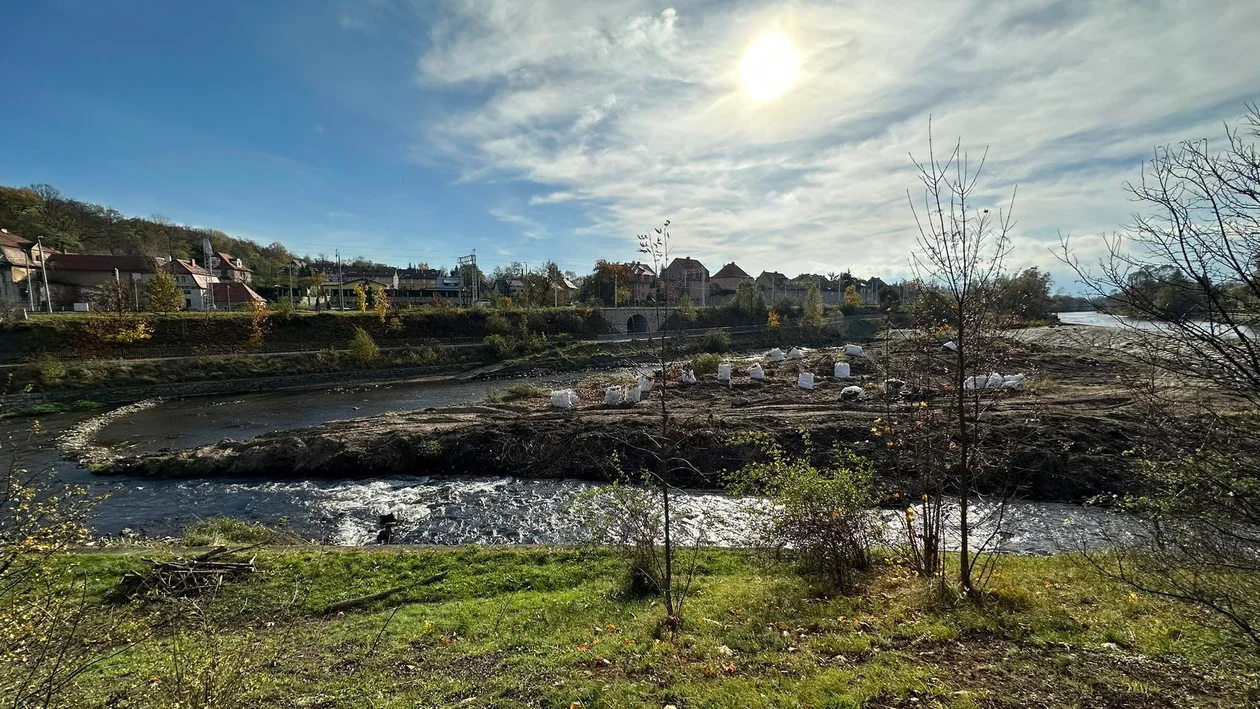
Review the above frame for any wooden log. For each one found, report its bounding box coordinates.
[322,570,449,615]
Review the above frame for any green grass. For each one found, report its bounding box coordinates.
[17,548,1258,708]
[181,517,306,547]
[0,399,103,418]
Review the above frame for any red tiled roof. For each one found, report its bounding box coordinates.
[712,262,750,279]
[211,281,265,304]
[0,229,34,248]
[171,258,210,276]
[214,251,252,272]
[47,253,154,273]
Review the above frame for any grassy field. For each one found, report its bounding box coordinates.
[22,545,1259,708]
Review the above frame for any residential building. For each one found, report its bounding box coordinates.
[622,262,657,304]
[709,262,753,293]
[209,251,253,283]
[167,258,218,310]
[660,257,709,304]
[0,229,46,308]
[553,276,578,305]
[756,271,790,299]
[397,268,463,305]
[310,265,398,309]
[44,253,157,309]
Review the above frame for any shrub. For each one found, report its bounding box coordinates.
[348,327,379,363]
[570,479,667,598]
[727,432,880,590]
[702,330,731,353]
[37,354,68,382]
[691,352,723,375]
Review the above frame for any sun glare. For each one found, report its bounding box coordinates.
[739,32,800,102]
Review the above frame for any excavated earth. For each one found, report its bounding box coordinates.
[103,326,1152,503]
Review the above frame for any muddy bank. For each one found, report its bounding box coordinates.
[105,335,1144,503]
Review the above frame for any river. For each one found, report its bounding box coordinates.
[5,348,1143,554]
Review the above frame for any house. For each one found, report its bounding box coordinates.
[709,262,753,293]
[209,251,253,284]
[622,262,657,304]
[553,277,578,305]
[397,268,463,305]
[211,281,266,310]
[755,271,790,299]
[312,266,398,309]
[44,253,157,309]
[0,229,46,308]
[166,258,219,310]
[660,257,709,304]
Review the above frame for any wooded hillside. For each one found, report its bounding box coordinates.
[0,184,292,285]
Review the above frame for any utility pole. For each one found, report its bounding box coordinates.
[288,265,295,308]
[202,233,215,311]
[23,249,34,311]
[36,236,52,313]
[337,250,345,311]
[613,272,618,307]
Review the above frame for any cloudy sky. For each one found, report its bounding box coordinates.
[3,1,1259,289]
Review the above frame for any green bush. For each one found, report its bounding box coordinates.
[348,327,379,363]
[727,432,879,590]
[691,352,723,374]
[702,330,731,353]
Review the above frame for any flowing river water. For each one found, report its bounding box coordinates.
[9,324,1145,552]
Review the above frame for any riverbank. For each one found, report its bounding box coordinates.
[22,546,1259,707]
[105,334,1144,503]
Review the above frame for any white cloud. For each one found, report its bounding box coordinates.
[410,0,1260,286]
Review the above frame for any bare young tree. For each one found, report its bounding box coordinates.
[905,121,1017,592]
[1062,105,1260,648]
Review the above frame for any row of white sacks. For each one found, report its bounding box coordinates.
[766,344,863,362]
[551,375,655,409]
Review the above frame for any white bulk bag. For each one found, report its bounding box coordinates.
[834,362,851,378]
[638,375,653,392]
[987,372,1005,389]
[882,378,906,395]
[798,372,814,390]
[844,344,863,357]
[682,369,698,385]
[943,341,958,352]
[551,389,577,409]
[963,375,987,391]
[717,363,732,381]
[625,385,642,403]
[787,347,804,359]
[840,385,863,401]
[1003,373,1026,385]
[749,363,765,380]
[604,387,623,405]
[768,348,785,362]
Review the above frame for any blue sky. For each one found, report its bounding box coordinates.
[3,1,1260,287]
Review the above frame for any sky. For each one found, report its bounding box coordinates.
[3,0,1259,290]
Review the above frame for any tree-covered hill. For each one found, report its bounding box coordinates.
[0,184,293,285]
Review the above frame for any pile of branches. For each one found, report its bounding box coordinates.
[115,545,259,599]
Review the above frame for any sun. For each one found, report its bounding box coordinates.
[739,32,800,102]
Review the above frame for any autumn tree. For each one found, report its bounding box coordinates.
[145,268,183,312]
[802,282,825,329]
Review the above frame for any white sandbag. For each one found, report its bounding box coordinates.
[1003,373,1026,385]
[625,385,642,403]
[551,389,577,409]
[1000,378,1022,389]
[638,375,653,392]
[717,363,732,381]
[882,378,906,395]
[834,362,851,378]
[768,348,785,362]
[797,372,814,390]
[844,344,863,357]
[604,387,623,405]
[963,375,988,391]
[987,372,1005,389]
[943,341,958,351]
[840,385,863,401]
[682,368,698,385]
[787,347,804,359]
[749,363,765,380]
